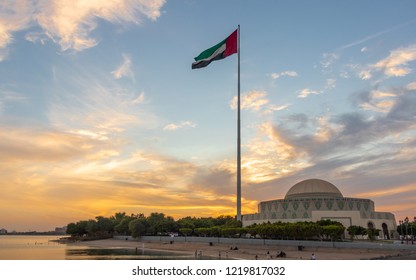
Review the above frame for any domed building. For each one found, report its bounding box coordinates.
[242,179,397,239]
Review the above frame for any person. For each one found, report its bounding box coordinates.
[276,251,286,258]
[311,253,316,260]
[255,255,258,260]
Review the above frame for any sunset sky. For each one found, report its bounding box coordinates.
[1,0,415,231]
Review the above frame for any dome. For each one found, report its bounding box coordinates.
[285,179,343,199]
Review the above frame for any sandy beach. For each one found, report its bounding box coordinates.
[67,238,416,260]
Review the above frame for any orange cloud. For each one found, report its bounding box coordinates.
[354,184,416,198]
[36,0,166,51]
[373,44,416,77]
[0,125,260,231]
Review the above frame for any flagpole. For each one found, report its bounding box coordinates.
[236,24,242,222]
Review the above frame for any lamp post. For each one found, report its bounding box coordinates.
[404,217,409,244]
[399,220,403,243]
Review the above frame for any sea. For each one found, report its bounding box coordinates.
[0,235,207,260]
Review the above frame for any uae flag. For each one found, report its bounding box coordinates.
[192,29,238,69]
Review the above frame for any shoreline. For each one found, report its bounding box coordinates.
[67,238,416,260]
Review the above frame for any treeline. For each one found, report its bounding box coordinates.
[244,220,346,241]
[347,225,381,241]
[179,220,346,241]
[66,212,241,239]
[66,212,349,241]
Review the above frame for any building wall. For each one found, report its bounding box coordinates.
[246,197,375,222]
[243,197,397,239]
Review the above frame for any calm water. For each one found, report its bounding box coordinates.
[0,235,209,260]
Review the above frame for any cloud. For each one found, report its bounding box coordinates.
[132,91,146,105]
[373,45,416,77]
[48,84,142,133]
[0,126,100,163]
[0,122,262,231]
[326,79,336,90]
[356,89,397,113]
[355,45,416,81]
[230,90,290,115]
[163,121,197,131]
[241,122,310,183]
[112,54,134,80]
[0,87,26,114]
[263,104,291,114]
[245,86,415,203]
[320,52,339,69]
[270,71,298,79]
[0,0,166,56]
[407,82,416,90]
[35,0,166,51]
[359,69,372,80]
[230,90,269,111]
[279,87,416,160]
[297,88,321,98]
[189,167,234,196]
[46,64,161,141]
[0,0,34,60]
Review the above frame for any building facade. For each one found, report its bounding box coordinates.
[242,179,397,239]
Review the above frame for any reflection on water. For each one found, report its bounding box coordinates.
[0,236,217,260]
[0,235,68,260]
[66,248,208,260]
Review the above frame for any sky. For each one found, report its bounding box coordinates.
[0,0,415,231]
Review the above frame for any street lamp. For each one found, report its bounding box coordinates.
[405,217,409,244]
[399,220,403,243]
[413,217,416,245]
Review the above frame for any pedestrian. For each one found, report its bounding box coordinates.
[311,253,316,260]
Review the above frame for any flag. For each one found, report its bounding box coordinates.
[192,29,238,69]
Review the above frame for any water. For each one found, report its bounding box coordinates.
[0,235,212,260]
[0,235,69,260]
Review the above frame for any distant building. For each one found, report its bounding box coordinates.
[0,228,7,234]
[243,179,397,239]
[54,226,67,234]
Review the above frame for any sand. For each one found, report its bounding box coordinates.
[67,238,416,260]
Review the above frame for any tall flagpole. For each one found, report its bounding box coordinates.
[236,25,242,222]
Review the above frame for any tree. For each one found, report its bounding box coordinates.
[66,220,88,236]
[194,228,211,237]
[321,225,345,241]
[177,217,195,230]
[179,228,193,236]
[210,226,221,237]
[366,228,381,241]
[303,222,321,240]
[86,219,99,236]
[114,216,135,235]
[95,216,114,235]
[146,212,177,235]
[66,223,80,236]
[129,218,148,238]
[347,225,366,240]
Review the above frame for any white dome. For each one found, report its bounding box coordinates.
[285,179,343,199]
